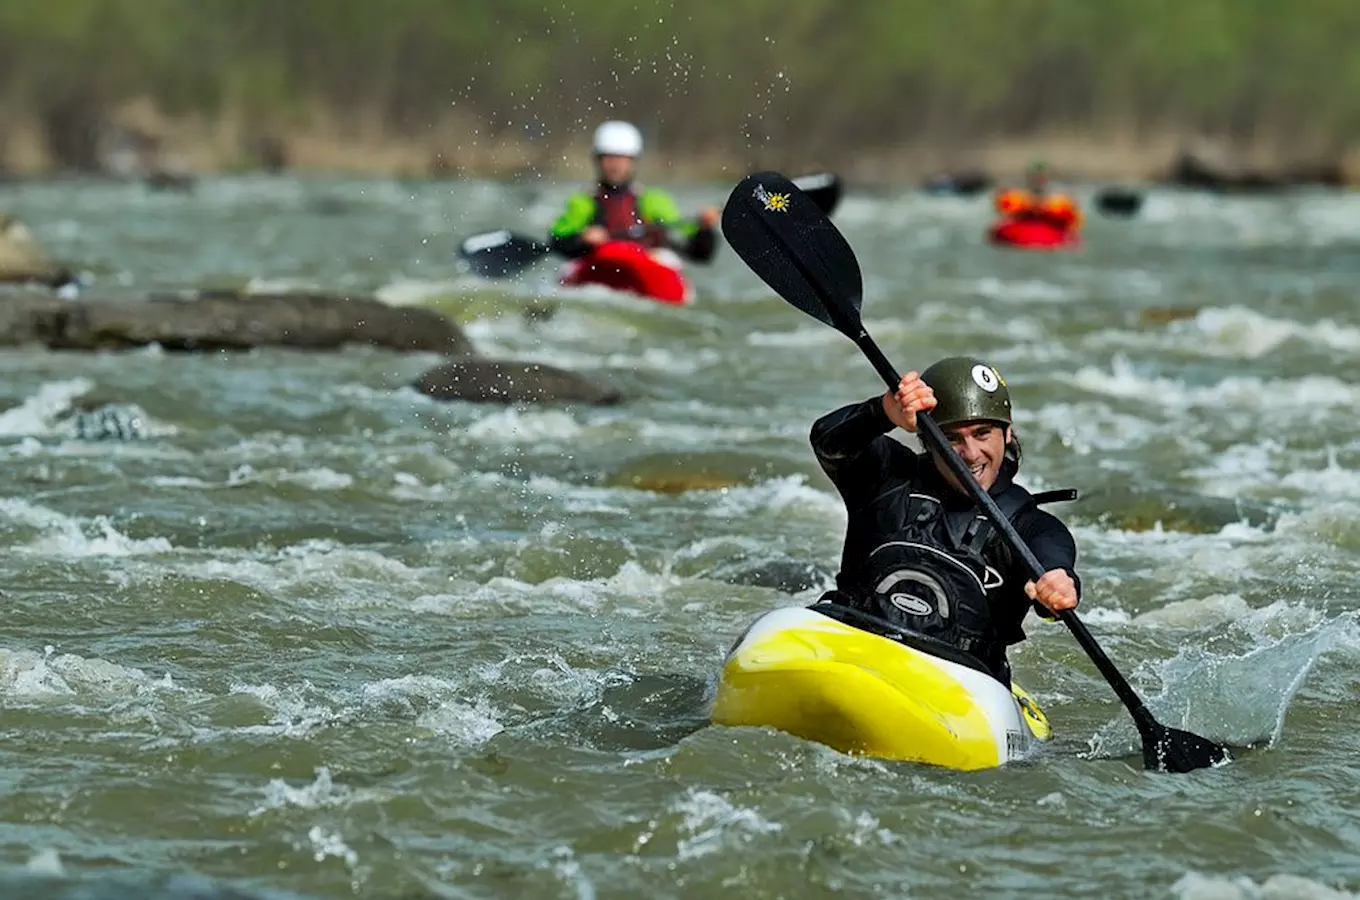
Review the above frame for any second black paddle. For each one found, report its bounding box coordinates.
[457,172,845,280]
[721,170,1231,774]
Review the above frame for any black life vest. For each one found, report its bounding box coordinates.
[848,487,1077,671]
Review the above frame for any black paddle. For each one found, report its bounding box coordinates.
[458,172,844,279]
[720,170,1232,774]
[457,229,551,278]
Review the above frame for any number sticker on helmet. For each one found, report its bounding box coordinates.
[971,364,1001,392]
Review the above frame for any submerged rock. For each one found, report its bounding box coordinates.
[1139,305,1201,326]
[604,451,803,494]
[1094,186,1144,217]
[1080,485,1278,534]
[413,358,622,406]
[921,171,993,196]
[63,403,150,441]
[0,214,74,287]
[707,557,834,594]
[0,289,472,354]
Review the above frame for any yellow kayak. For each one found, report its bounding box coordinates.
[711,606,1051,771]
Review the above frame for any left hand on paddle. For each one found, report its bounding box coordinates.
[1025,568,1078,614]
[697,206,719,229]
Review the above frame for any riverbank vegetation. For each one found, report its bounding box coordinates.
[2,0,1358,180]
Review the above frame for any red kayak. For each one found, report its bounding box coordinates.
[558,240,691,305]
[987,217,1079,250]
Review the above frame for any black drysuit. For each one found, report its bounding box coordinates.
[810,396,1081,682]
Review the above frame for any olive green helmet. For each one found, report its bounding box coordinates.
[920,356,1012,427]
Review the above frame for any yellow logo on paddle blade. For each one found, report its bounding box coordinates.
[753,184,791,213]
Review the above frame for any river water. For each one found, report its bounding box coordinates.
[0,176,1357,900]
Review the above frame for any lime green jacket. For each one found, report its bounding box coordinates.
[548,183,715,262]
[550,186,698,239]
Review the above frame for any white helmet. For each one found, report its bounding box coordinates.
[592,120,643,157]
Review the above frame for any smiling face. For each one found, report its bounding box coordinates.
[931,420,1011,491]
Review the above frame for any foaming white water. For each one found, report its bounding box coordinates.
[1171,306,1360,358]
[0,646,180,701]
[970,276,1073,303]
[306,826,361,870]
[362,675,505,744]
[242,275,327,294]
[0,378,94,436]
[1155,616,1351,745]
[1090,610,1357,755]
[1022,402,1160,454]
[704,476,846,523]
[374,276,496,306]
[250,767,359,816]
[412,560,688,619]
[495,343,725,376]
[1193,445,1360,514]
[464,408,586,443]
[1073,518,1272,551]
[451,405,790,451]
[224,464,356,491]
[222,682,344,738]
[1173,872,1357,900]
[1134,593,1256,628]
[521,475,632,514]
[0,498,173,557]
[1072,355,1360,417]
[671,789,782,860]
[1275,452,1360,500]
[1073,606,1133,627]
[183,540,433,604]
[746,327,841,348]
[23,848,64,876]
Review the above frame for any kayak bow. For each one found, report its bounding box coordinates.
[712,606,1050,771]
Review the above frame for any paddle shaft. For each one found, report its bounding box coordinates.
[853,330,1159,732]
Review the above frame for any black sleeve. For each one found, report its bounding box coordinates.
[809,396,916,507]
[1014,507,1082,617]
[682,226,717,263]
[549,232,592,258]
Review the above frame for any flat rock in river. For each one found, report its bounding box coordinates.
[0,289,473,354]
[604,450,808,493]
[413,358,623,406]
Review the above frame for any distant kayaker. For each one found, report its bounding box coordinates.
[548,121,719,262]
[993,160,1083,233]
[809,356,1081,684]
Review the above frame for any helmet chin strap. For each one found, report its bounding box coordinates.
[1004,425,1023,467]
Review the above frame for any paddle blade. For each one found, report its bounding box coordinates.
[792,172,844,216]
[457,230,550,278]
[1142,722,1232,773]
[721,171,863,334]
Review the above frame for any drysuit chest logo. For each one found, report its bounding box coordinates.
[877,569,951,619]
[889,593,934,616]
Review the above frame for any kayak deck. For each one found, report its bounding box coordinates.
[712,607,1050,771]
[988,217,1079,250]
[558,240,691,304]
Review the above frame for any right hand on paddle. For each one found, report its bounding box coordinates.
[883,371,936,433]
[582,225,609,246]
[1025,568,1079,614]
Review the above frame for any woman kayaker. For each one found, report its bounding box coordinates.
[809,356,1081,684]
[548,120,719,263]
